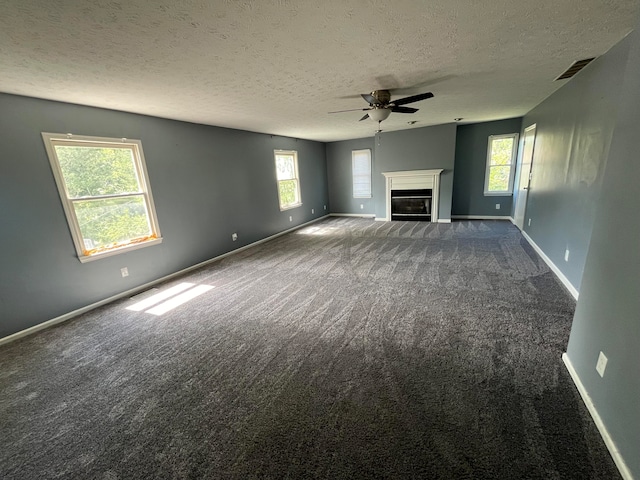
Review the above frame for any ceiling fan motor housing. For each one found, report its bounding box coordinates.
[371,90,391,105]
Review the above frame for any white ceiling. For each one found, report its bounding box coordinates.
[1,1,638,142]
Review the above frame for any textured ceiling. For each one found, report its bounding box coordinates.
[0,0,638,142]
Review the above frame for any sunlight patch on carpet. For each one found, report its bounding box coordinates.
[126,282,214,315]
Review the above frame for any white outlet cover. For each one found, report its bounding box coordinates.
[564,249,570,262]
[495,204,500,209]
[121,267,129,277]
[596,351,608,377]
[528,218,531,226]
[311,208,314,214]
[360,204,364,209]
[324,205,327,210]
[289,216,293,222]
[232,233,238,241]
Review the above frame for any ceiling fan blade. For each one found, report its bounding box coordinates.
[392,92,434,106]
[374,74,402,90]
[328,108,369,114]
[337,94,364,99]
[390,74,456,95]
[361,93,379,105]
[391,106,418,114]
[359,113,370,121]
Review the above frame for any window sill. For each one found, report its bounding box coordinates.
[78,237,163,263]
[279,203,302,212]
[483,192,513,197]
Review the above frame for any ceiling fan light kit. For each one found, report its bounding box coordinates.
[368,108,392,122]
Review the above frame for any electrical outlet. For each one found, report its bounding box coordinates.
[231,233,238,241]
[289,216,293,222]
[596,351,608,377]
[311,208,314,214]
[324,205,327,210]
[564,249,570,262]
[360,204,364,210]
[528,218,531,227]
[495,203,500,210]
[121,267,129,278]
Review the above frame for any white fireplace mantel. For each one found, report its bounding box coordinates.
[380,169,443,222]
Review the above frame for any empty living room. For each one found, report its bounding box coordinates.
[1,2,638,479]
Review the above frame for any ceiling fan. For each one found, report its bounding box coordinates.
[329,90,434,123]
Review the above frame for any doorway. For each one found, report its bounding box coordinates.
[513,124,536,230]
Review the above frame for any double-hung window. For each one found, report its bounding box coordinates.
[274,150,302,210]
[352,149,372,198]
[484,133,519,195]
[42,133,162,262]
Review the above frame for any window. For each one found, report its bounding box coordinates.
[42,133,162,262]
[352,149,372,198]
[484,133,519,195]
[274,150,301,210]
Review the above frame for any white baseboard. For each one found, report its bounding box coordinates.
[451,215,511,220]
[438,219,452,223]
[520,230,579,300]
[562,354,634,480]
[0,215,330,346]
[509,216,516,225]
[375,217,388,222]
[329,213,376,218]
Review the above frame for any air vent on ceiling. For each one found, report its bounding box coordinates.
[555,58,596,81]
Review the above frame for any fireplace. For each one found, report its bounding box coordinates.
[391,189,432,221]
[381,169,443,222]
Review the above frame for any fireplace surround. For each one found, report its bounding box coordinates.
[381,169,443,222]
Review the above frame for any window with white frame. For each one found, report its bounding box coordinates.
[484,133,519,195]
[42,133,162,262]
[352,149,372,198]
[274,150,301,210]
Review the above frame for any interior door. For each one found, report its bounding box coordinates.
[513,124,536,230]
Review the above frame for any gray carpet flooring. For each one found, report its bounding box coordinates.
[0,218,620,479]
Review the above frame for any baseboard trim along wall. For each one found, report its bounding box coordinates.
[521,230,579,300]
[329,213,376,218]
[0,215,331,346]
[562,353,634,480]
[451,215,512,220]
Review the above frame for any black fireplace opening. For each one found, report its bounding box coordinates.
[391,188,432,221]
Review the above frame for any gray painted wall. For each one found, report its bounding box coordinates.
[565,26,640,478]
[326,124,456,220]
[0,93,328,338]
[515,38,629,290]
[452,118,523,217]
[326,137,375,215]
[374,124,457,220]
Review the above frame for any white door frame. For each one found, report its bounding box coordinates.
[513,124,536,230]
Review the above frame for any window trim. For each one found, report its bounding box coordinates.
[274,149,302,211]
[42,132,162,263]
[483,133,519,196]
[352,149,372,199]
